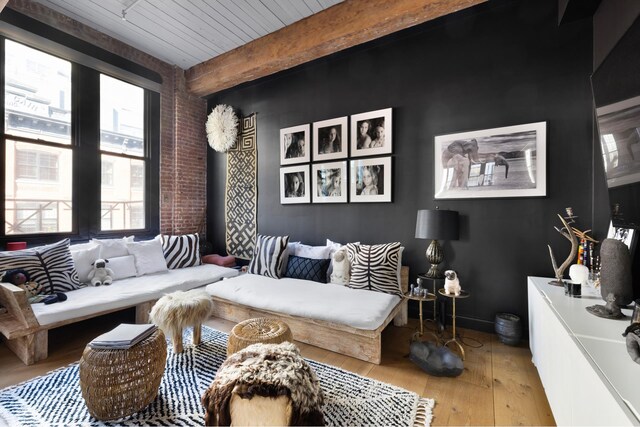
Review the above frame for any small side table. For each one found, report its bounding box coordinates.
[437,288,470,360]
[417,275,443,327]
[404,291,438,342]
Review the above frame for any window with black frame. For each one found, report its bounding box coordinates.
[1,36,159,242]
[3,40,73,235]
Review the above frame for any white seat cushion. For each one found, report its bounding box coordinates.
[32,264,239,326]
[206,273,400,330]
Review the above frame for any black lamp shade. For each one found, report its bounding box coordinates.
[415,209,459,241]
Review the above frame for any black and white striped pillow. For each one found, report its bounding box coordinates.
[248,234,289,278]
[0,239,81,294]
[160,234,202,269]
[346,242,403,296]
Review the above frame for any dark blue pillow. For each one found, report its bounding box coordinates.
[284,255,330,283]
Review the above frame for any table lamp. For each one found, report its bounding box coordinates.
[415,209,459,278]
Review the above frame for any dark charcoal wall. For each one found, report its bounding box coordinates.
[207,0,594,332]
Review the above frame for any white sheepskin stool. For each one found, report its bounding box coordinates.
[149,289,213,353]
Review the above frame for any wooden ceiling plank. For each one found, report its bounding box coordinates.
[40,0,192,64]
[218,0,275,35]
[234,0,286,31]
[152,0,231,56]
[208,0,263,40]
[187,0,252,47]
[186,0,486,96]
[136,2,223,59]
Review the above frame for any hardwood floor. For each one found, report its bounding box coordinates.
[0,311,555,426]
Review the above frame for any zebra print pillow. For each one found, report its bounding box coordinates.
[346,242,403,296]
[160,234,202,269]
[248,234,290,278]
[0,239,81,294]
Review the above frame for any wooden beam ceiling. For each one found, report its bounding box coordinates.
[185,0,486,97]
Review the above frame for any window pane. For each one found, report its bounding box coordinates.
[4,40,71,144]
[5,140,72,234]
[100,74,144,157]
[101,154,145,231]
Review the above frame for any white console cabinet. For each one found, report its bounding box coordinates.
[528,277,639,426]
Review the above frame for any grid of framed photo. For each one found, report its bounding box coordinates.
[280,108,393,204]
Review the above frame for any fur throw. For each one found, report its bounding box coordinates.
[202,342,324,426]
[330,247,350,285]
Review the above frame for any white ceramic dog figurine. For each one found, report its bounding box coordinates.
[88,258,114,286]
[444,270,461,296]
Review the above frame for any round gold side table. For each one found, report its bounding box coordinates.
[438,288,470,360]
[79,329,167,421]
[404,291,438,343]
[227,317,293,356]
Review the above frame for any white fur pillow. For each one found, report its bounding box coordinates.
[93,236,135,259]
[126,237,168,276]
[70,245,101,284]
[329,247,350,285]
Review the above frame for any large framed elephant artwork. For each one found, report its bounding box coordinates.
[434,121,547,199]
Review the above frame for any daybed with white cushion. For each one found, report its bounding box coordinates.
[206,268,408,364]
[0,236,239,365]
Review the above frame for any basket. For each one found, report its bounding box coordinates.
[79,329,167,421]
[227,317,293,356]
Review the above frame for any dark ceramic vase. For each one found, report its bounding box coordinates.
[495,313,522,346]
[599,238,633,307]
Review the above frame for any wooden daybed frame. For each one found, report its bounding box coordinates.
[0,282,154,365]
[210,266,409,365]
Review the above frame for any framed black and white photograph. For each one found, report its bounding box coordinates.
[280,165,310,204]
[350,108,392,158]
[434,121,547,199]
[350,157,392,203]
[313,117,348,161]
[312,161,347,203]
[280,124,310,165]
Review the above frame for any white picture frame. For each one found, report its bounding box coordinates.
[280,124,310,165]
[313,116,348,161]
[350,108,392,158]
[350,157,392,203]
[434,121,547,199]
[280,165,310,204]
[312,161,347,204]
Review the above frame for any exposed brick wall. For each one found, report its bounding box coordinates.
[174,69,208,235]
[6,0,207,235]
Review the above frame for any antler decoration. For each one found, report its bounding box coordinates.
[548,214,578,285]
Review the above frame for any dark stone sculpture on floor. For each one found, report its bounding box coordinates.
[409,341,464,377]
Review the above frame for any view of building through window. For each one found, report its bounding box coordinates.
[4,40,73,235]
[100,74,145,231]
[3,40,147,235]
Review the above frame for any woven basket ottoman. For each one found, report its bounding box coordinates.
[227,317,293,356]
[79,329,166,421]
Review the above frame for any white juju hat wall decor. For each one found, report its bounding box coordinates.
[206,104,238,152]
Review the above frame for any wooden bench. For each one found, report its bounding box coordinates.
[0,282,155,365]
[210,267,409,364]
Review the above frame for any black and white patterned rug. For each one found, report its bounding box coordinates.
[0,326,434,426]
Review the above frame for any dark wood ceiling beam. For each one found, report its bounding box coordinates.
[185,0,486,97]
